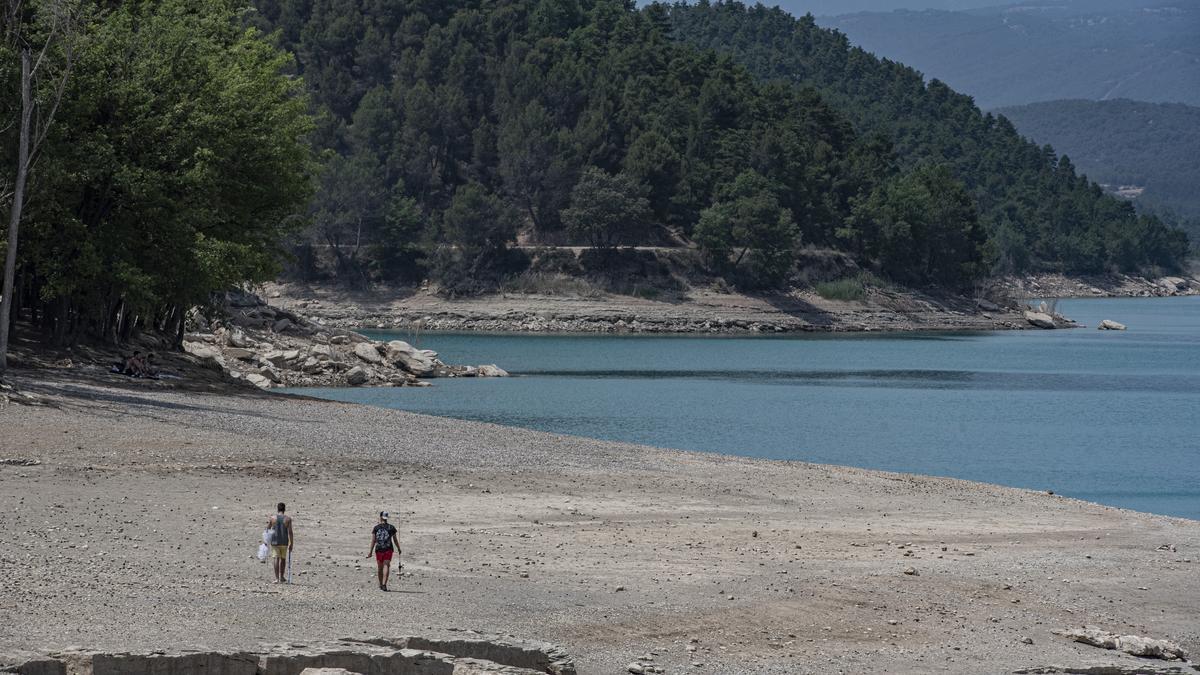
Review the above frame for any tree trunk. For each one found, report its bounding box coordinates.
[174,307,185,349]
[0,50,33,375]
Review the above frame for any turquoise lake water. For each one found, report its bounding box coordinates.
[291,297,1200,520]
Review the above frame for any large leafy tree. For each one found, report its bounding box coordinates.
[429,182,521,295]
[853,164,987,288]
[9,0,313,345]
[694,170,798,288]
[1,0,90,372]
[312,152,386,288]
[562,167,651,250]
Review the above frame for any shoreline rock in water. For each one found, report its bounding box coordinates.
[183,291,507,390]
[1021,301,1077,330]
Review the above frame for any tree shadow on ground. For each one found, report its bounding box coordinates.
[6,369,327,424]
[754,292,838,329]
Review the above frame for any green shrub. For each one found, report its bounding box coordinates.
[814,272,885,301]
[500,272,604,297]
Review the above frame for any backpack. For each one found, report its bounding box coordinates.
[374,524,392,549]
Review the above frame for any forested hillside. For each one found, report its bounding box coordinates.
[5,0,1190,358]
[997,99,1200,239]
[665,1,1190,273]
[251,0,994,292]
[821,3,1200,109]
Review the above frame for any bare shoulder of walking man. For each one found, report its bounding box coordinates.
[367,511,400,591]
[268,502,294,584]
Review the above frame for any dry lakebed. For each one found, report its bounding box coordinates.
[1,371,1198,674]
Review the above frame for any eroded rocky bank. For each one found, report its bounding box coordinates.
[992,273,1199,300]
[260,283,1034,335]
[181,291,507,390]
[260,273,1197,337]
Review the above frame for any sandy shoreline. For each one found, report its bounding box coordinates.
[2,372,1198,673]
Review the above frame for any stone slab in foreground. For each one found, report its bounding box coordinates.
[0,637,575,675]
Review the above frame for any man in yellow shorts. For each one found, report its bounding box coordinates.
[267,502,294,584]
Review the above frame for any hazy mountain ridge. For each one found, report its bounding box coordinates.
[666,2,1189,273]
[819,1,1200,108]
[997,98,1200,239]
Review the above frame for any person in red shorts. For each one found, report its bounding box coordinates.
[367,511,400,591]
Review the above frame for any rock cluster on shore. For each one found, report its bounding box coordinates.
[181,291,507,390]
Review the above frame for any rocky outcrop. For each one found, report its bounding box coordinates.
[384,341,437,378]
[993,273,1200,300]
[1053,627,1188,661]
[1098,319,1127,331]
[1023,311,1058,329]
[353,342,384,365]
[179,292,507,390]
[0,637,576,675]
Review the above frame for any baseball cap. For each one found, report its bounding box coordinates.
[380,511,389,519]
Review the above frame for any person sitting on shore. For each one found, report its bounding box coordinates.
[123,351,147,377]
[141,352,160,378]
[367,511,400,591]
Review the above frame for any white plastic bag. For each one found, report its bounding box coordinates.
[258,528,273,562]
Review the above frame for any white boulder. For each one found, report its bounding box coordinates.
[228,329,253,349]
[245,373,273,390]
[263,350,289,367]
[476,364,509,377]
[1023,311,1057,329]
[345,366,372,386]
[1098,319,1126,331]
[257,366,282,384]
[182,341,222,360]
[354,342,384,364]
[386,340,436,377]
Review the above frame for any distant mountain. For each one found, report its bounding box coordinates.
[747,1,1013,14]
[765,0,1148,15]
[819,2,1200,108]
[997,99,1200,239]
[666,2,1189,274]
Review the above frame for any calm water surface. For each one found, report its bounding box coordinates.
[291,297,1200,520]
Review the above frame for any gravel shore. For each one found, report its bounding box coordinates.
[262,283,1031,335]
[260,273,1198,336]
[2,371,1198,674]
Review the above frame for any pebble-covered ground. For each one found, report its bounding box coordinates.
[2,372,1198,674]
